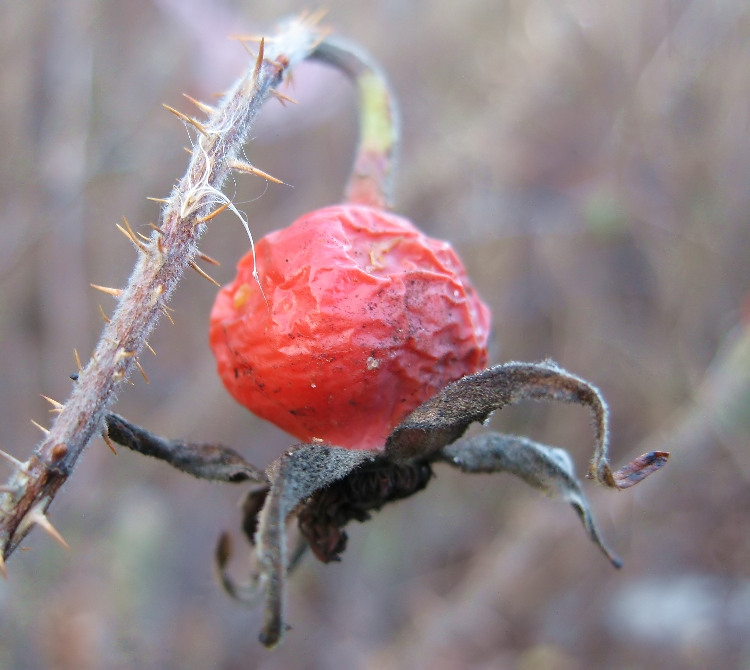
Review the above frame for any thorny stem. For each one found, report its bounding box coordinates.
[311,37,400,209]
[0,16,325,565]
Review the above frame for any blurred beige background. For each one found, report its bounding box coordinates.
[1,1,749,668]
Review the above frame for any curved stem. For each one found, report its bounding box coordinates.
[311,37,400,209]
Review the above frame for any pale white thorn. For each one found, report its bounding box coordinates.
[40,395,64,410]
[29,509,70,549]
[0,449,28,473]
[30,419,50,435]
[90,284,123,298]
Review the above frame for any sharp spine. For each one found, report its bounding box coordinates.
[188,261,221,287]
[30,419,50,435]
[40,395,64,411]
[101,430,118,455]
[117,216,148,253]
[227,158,284,184]
[162,104,209,136]
[90,284,123,298]
[28,508,70,549]
[0,449,28,473]
[196,201,230,223]
[182,93,216,116]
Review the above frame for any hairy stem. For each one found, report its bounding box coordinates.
[0,16,324,564]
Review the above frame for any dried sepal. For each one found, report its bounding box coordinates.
[608,450,670,489]
[255,444,375,647]
[385,360,667,490]
[240,486,270,545]
[214,531,263,604]
[297,458,432,563]
[104,414,266,483]
[440,432,622,567]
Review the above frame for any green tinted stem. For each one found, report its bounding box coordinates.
[312,37,400,209]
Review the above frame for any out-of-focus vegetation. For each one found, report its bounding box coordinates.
[1,1,749,668]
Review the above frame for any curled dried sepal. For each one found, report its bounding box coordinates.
[104,414,266,483]
[386,360,668,490]
[606,450,670,490]
[214,531,263,605]
[77,354,670,647]
[440,433,622,567]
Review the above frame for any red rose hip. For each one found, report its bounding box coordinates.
[209,203,491,450]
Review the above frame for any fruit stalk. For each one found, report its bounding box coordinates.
[311,37,400,209]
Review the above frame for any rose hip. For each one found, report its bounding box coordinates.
[210,203,490,450]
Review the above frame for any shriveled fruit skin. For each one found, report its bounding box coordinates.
[209,204,491,451]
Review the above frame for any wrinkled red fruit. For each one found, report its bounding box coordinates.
[209,204,491,451]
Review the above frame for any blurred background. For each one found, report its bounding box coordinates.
[1,1,749,668]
